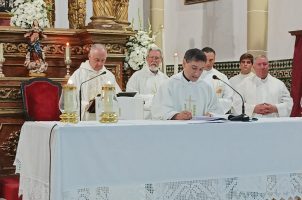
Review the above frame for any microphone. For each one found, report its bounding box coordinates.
[79,71,106,121]
[212,75,250,122]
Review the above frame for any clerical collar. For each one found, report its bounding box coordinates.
[182,71,190,82]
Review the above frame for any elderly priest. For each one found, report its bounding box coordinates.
[69,44,121,120]
[151,48,222,120]
[232,55,293,118]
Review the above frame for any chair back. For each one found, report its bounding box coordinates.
[21,77,62,121]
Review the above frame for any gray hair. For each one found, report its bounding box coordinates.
[147,45,163,58]
[254,54,268,62]
[90,44,107,54]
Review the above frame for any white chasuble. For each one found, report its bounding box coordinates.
[69,60,121,121]
[151,72,222,120]
[233,74,293,117]
[126,66,168,119]
[201,68,234,114]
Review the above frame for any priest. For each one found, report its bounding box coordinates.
[201,47,233,114]
[126,46,168,119]
[69,44,121,120]
[233,55,293,117]
[151,48,222,120]
[229,53,254,90]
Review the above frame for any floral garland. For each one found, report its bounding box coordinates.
[10,0,50,29]
[125,29,156,71]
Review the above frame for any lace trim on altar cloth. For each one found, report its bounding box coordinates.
[19,176,49,200]
[62,173,302,200]
[14,158,21,173]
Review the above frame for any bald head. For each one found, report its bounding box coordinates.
[88,44,107,71]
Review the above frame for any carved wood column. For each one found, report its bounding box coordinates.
[68,0,87,29]
[150,0,164,50]
[44,0,56,27]
[247,0,268,56]
[114,0,131,30]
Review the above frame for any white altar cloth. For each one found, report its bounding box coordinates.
[14,118,302,200]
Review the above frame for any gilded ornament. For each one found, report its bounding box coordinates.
[114,0,129,23]
[92,0,115,17]
[44,0,56,27]
[68,0,86,29]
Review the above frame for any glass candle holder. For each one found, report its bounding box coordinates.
[59,82,78,123]
[99,83,119,123]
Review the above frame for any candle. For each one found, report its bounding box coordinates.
[174,52,178,75]
[65,42,70,61]
[161,25,166,75]
[102,83,115,113]
[63,80,76,113]
[0,43,4,60]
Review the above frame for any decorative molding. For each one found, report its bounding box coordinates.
[0,87,22,101]
[105,43,125,54]
[0,130,21,157]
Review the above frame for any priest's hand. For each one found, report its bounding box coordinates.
[172,111,192,120]
[254,103,278,115]
[262,103,278,114]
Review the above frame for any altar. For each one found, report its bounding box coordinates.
[15,118,302,200]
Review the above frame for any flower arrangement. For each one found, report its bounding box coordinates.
[10,0,50,29]
[125,27,156,70]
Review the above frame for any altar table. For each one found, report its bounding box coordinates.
[14,118,302,200]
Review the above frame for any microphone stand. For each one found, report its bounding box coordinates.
[79,71,106,121]
[212,75,250,122]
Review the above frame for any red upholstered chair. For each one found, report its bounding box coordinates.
[0,176,22,200]
[21,77,62,121]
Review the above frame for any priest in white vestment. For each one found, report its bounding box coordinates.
[151,48,222,120]
[229,53,254,90]
[229,53,254,113]
[233,55,293,117]
[126,46,168,119]
[201,47,233,114]
[69,44,121,121]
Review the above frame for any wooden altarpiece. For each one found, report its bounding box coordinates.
[0,26,134,175]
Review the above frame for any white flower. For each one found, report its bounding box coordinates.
[10,0,50,28]
[125,29,156,70]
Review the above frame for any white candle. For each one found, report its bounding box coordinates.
[102,83,115,113]
[65,42,70,61]
[161,25,166,75]
[174,53,178,75]
[0,43,4,60]
[63,81,76,113]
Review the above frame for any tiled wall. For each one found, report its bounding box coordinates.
[166,59,293,91]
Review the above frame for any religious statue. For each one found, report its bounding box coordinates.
[24,19,48,76]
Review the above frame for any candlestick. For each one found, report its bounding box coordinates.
[174,53,178,75]
[65,59,72,79]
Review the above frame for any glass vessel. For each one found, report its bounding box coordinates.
[59,82,78,123]
[99,83,119,123]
